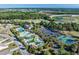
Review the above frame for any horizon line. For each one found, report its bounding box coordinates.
[0,4,79,8]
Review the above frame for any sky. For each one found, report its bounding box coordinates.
[0,4,79,8]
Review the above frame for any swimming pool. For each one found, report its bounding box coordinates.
[42,27,76,45]
[16,27,24,32]
[16,27,44,47]
[57,35,76,45]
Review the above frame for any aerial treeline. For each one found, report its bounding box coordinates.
[40,21,79,31]
[0,11,50,20]
[46,12,79,14]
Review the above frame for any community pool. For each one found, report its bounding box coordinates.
[42,27,76,45]
[16,27,44,47]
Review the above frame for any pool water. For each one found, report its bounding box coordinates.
[57,35,76,45]
[65,39,75,44]
[16,27,24,32]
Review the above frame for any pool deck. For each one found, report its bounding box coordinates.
[15,27,44,47]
